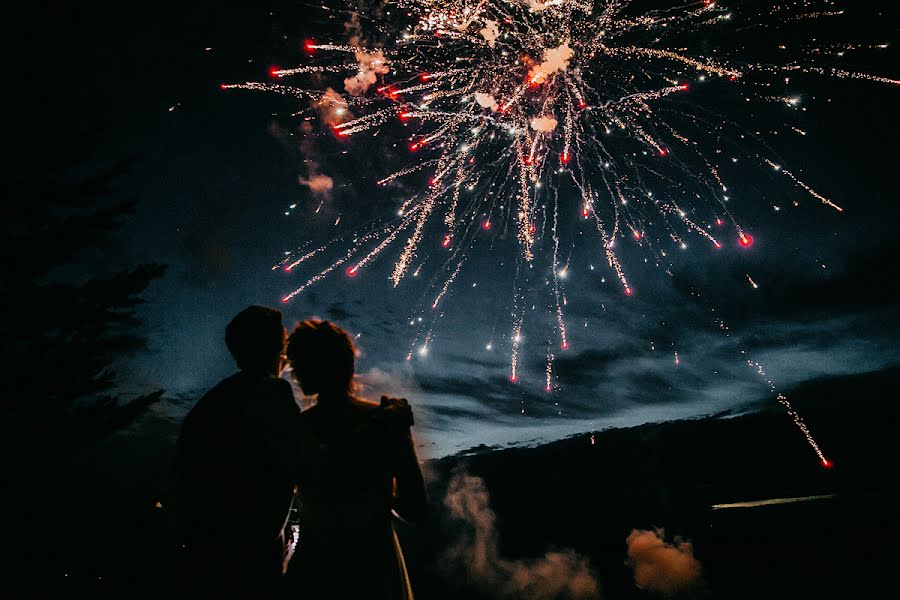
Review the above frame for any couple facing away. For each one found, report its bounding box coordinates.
[175,305,426,597]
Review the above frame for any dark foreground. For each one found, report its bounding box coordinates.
[11,367,896,598]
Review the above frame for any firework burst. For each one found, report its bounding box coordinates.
[226,0,894,460]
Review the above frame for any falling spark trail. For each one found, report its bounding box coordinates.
[749,360,830,467]
[763,159,843,212]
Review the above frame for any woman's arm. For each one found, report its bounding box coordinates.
[392,427,427,523]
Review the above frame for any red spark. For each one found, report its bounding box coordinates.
[561,341,569,350]
[304,40,316,53]
[441,234,452,248]
[578,100,587,108]
[269,66,283,78]
[716,218,724,226]
[659,148,668,157]
[509,375,518,383]
[346,267,358,277]
[680,83,690,91]
[739,233,754,247]
[420,72,431,81]
[821,458,833,468]
[560,152,571,164]
[482,220,492,230]
[625,287,633,296]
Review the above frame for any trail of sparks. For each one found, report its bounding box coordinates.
[749,360,831,467]
[763,159,843,212]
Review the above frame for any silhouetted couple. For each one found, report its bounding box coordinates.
[175,306,426,597]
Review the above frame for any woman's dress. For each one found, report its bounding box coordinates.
[286,398,421,599]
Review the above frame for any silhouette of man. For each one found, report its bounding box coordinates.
[175,305,300,593]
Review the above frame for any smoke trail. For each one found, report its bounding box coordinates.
[443,472,600,599]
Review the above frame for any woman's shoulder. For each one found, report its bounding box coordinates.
[349,396,381,414]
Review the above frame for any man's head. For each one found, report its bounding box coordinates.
[225,305,286,375]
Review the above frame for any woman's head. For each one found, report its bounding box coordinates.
[286,320,356,396]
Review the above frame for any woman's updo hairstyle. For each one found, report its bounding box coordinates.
[286,320,356,394]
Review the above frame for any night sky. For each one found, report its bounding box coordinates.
[32,0,899,457]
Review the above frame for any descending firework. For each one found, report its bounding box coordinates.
[226,1,893,426]
[749,360,831,468]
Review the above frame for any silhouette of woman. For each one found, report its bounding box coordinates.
[285,320,426,599]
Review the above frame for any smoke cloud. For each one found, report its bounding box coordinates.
[344,49,389,96]
[344,13,363,46]
[298,173,334,197]
[316,87,351,126]
[625,529,702,595]
[475,92,500,111]
[530,116,558,132]
[480,19,500,48]
[294,122,335,201]
[443,473,600,599]
[528,0,564,12]
[529,41,574,84]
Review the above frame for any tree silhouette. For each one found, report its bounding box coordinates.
[1,102,166,449]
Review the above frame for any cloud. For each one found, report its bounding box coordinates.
[528,42,573,84]
[443,472,600,599]
[344,49,389,96]
[542,346,641,388]
[417,372,560,419]
[626,529,702,595]
[324,301,355,322]
[530,116,558,132]
[176,191,241,287]
[475,92,500,111]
